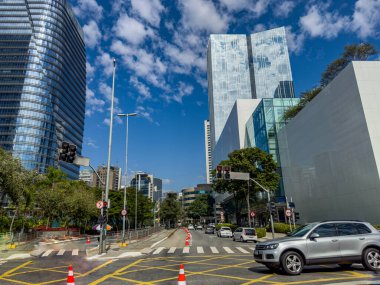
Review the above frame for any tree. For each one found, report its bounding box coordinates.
[187,194,213,221]
[213,147,279,226]
[159,193,181,227]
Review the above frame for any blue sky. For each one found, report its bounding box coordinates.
[70,0,380,192]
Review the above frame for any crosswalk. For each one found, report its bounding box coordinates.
[32,249,83,258]
[0,260,7,265]
[147,246,255,256]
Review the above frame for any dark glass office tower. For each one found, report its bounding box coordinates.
[0,0,86,179]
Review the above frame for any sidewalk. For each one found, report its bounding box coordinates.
[258,232,286,242]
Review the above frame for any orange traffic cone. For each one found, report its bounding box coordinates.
[185,239,190,246]
[86,237,91,244]
[67,265,75,285]
[178,264,186,285]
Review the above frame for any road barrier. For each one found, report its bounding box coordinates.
[67,265,75,285]
[177,264,186,285]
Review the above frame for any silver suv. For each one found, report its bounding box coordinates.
[254,220,380,275]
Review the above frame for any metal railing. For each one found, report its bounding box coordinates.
[108,226,164,242]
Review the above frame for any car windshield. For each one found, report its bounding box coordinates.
[244,229,255,235]
[287,223,317,237]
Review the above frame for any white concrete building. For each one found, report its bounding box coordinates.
[278,61,380,224]
[204,120,213,184]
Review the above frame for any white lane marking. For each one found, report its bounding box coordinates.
[168,247,176,254]
[223,247,234,254]
[57,249,65,256]
[236,247,249,254]
[249,247,255,251]
[183,247,190,254]
[210,247,219,254]
[5,254,31,260]
[0,261,7,265]
[197,246,204,254]
[150,237,168,248]
[42,249,53,257]
[72,249,79,256]
[152,247,165,255]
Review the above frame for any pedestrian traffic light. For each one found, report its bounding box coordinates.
[59,141,77,163]
[294,212,300,221]
[223,166,231,180]
[216,165,222,179]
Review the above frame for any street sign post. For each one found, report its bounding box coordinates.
[96,201,103,209]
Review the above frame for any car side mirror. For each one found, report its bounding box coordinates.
[310,232,320,240]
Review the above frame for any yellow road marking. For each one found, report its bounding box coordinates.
[271,275,375,285]
[0,261,32,277]
[241,274,275,285]
[0,277,34,285]
[111,274,154,284]
[82,259,113,276]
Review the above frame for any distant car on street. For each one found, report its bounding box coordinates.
[196,225,203,230]
[254,220,380,275]
[187,224,195,230]
[233,227,257,243]
[205,227,215,234]
[217,227,233,238]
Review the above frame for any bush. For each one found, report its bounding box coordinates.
[255,228,266,238]
[216,223,237,232]
[373,225,380,230]
[267,223,294,234]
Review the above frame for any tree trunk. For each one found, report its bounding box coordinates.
[9,207,18,243]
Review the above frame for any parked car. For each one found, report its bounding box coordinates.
[205,227,215,234]
[217,227,233,238]
[233,227,257,243]
[196,225,203,230]
[187,224,195,230]
[254,220,380,275]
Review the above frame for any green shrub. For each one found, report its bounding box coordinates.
[216,223,237,231]
[267,223,294,234]
[373,225,380,230]
[255,228,266,238]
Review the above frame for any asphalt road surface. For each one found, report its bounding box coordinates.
[2,228,380,284]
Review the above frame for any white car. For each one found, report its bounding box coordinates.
[232,227,258,242]
[217,227,233,238]
[187,224,195,230]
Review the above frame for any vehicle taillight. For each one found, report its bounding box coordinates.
[243,230,246,235]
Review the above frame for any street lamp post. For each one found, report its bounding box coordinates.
[117,113,137,244]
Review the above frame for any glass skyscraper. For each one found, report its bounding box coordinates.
[207,27,294,149]
[0,0,86,179]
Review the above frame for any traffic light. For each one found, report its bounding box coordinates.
[268,202,276,215]
[216,165,222,179]
[294,212,300,221]
[59,141,77,163]
[223,166,231,180]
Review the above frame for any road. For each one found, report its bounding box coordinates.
[1,228,380,284]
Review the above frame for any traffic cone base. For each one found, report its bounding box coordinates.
[86,237,91,244]
[67,265,75,285]
[178,264,186,285]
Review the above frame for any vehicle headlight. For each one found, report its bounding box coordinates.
[264,243,279,250]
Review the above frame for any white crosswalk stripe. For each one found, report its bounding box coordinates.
[72,249,79,256]
[223,247,234,254]
[249,247,255,251]
[210,247,219,254]
[57,249,65,256]
[197,246,204,254]
[0,261,7,265]
[168,247,176,254]
[236,247,249,254]
[153,247,165,255]
[183,247,190,254]
[42,249,53,257]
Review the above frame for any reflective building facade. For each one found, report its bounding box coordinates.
[0,0,86,179]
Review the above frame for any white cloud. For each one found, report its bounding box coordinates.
[73,0,103,20]
[252,23,267,33]
[162,82,193,104]
[86,61,95,78]
[96,51,114,77]
[131,0,164,27]
[85,137,99,148]
[273,1,296,18]
[285,26,305,54]
[130,76,152,102]
[351,0,380,38]
[85,87,105,116]
[179,0,229,33]
[83,20,101,48]
[162,178,172,185]
[220,0,270,17]
[300,5,350,39]
[99,82,119,105]
[114,14,154,45]
[135,105,155,123]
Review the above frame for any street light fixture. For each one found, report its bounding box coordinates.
[117,112,137,244]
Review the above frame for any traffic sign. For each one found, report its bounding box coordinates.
[250,211,256,217]
[285,209,292,217]
[96,201,103,209]
[288,202,295,208]
[121,209,127,216]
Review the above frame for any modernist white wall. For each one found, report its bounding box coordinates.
[278,61,380,224]
[212,99,260,166]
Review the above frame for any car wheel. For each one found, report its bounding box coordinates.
[232,236,235,241]
[281,251,304,275]
[253,240,258,243]
[240,237,244,242]
[363,247,380,271]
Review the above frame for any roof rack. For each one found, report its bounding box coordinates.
[320,220,364,223]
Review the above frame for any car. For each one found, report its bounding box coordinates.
[205,227,215,234]
[254,220,380,275]
[196,225,203,230]
[187,224,195,230]
[208,223,216,228]
[233,227,257,243]
[217,227,233,238]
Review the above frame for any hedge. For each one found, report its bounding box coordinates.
[256,228,266,238]
[267,223,298,234]
[216,223,238,231]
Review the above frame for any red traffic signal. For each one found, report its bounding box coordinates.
[216,165,222,179]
